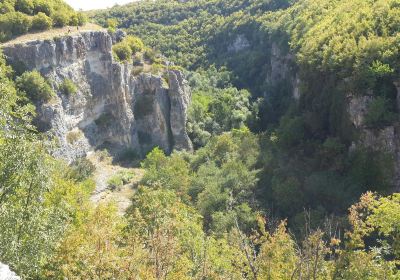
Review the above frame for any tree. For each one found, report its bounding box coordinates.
[31,12,52,31]
[125,35,145,54]
[141,148,191,201]
[51,10,69,27]
[15,0,34,15]
[33,0,53,16]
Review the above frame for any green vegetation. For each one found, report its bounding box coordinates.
[66,130,82,144]
[30,12,52,31]
[112,35,145,62]
[59,78,77,96]
[187,67,255,147]
[112,41,132,62]
[66,158,96,182]
[16,70,54,102]
[0,0,86,42]
[0,51,95,279]
[107,170,135,190]
[0,0,400,278]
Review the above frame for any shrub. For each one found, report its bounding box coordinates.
[150,63,164,74]
[77,12,87,26]
[51,11,69,27]
[66,130,82,144]
[125,35,145,54]
[96,150,112,163]
[68,158,96,182]
[60,79,77,96]
[0,1,15,14]
[15,0,34,15]
[0,12,31,37]
[132,67,144,76]
[107,175,123,190]
[106,18,118,33]
[33,0,53,16]
[144,48,157,63]
[364,96,396,128]
[107,171,135,190]
[112,42,132,62]
[31,12,52,31]
[16,70,54,102]
[68,14,79,26]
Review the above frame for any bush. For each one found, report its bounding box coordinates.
[51,11,69,27]
[66,130,82,144]
[113,42,132,62]
[0,12,31,37]
[107,170,135,190]
[0,1,15,14]
[69,13,79,26]
[31,12,52,31]
[106,18,118,33]
[33,0,53,16]
[68,158,96,182]
[15,0,34,15]
[125,35,145,54]
[16,70,54,102]
[144,48,157,63]
[76,12,87,26]
[59,79,77,96]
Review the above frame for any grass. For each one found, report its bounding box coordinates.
[66,129,83,144]
[1,23,104,46]
[107,170,136,190]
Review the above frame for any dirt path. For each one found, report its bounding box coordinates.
[87,151,144,215]
[1,23,104,46]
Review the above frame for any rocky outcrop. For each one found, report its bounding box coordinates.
[0,262,20,280]
[228,34,250,52]
[347,90,400,191]
[3,31,192,162]
[266,42,299,100]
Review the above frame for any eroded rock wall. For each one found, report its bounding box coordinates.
[3,31,192,162]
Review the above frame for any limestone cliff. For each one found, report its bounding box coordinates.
[0,262,20,280]
[2,31,192,162]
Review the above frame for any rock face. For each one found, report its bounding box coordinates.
[0,262,20,280]
[3,31,192,162]
[266,42,299,100]
[347,91,400,191]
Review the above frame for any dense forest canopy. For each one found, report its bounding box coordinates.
[0,0,399,278]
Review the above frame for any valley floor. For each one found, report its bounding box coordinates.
[88,151,144,215]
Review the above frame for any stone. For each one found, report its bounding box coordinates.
[228,34,250,52]
[3,31,192,162]
[0,262,20,280]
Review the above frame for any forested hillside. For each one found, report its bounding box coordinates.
[91,0,400,228]
[0,0,399,278]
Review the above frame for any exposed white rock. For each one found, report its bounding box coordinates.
[228,34,250,52]
[0,262,20,280]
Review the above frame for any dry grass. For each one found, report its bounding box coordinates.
[66,129,83,144]
[1,23,104,47]
[88,151,145,215]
